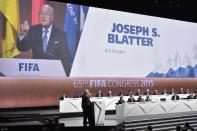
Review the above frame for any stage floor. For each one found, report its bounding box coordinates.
[59,115,122,127]
[59,110,197,127]
[1,108,197,129]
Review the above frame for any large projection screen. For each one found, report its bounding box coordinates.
[0,1,197,78]
[1,1,197,109]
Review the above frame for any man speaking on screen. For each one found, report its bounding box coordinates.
[17,4,71,76]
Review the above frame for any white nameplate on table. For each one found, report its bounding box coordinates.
[0,58,66,76]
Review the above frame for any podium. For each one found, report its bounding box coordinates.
[92,101,105,125]
[0,58,66,76]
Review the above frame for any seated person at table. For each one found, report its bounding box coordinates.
[162,89,169,95]
[59,92,67,100]
[152,89,159,95]
[73,91,81,98]
[187,93,194,99]
[194,88,197,93]
[186,88,190,94]
[144,89,151,96]
[137,95,145,102]
[171,92,180,100]
[116,96,125,105]
[118,90,124,96]
[126,90,132,96]
[106,90,113,97]
[169,88,175,94]
[95,90,103,97]
[179,88,186,94]
[127,94,136,102]
[135,89,141,96]
[193,92,197,99]
[145,95,151,101]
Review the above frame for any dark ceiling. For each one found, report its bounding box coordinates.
[51,0,197,23]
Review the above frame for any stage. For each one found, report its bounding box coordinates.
[59,111,197,129]
[1,107,197,131]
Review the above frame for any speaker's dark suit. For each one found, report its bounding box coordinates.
[81,94,94,126]
[17,24,71,76]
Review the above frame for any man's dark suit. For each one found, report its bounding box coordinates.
[135,92,141,96]
[81,94,95,126]
[95,93,103,97]
[144,92,151,96]
[59,95,67,100]
[17,24,71,76]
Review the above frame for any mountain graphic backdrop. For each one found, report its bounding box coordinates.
[146,65,197,78]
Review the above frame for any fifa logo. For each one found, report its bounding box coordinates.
[19,63,39,71]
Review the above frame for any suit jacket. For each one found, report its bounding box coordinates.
[81,94,92,109]
[135,92,141,96]
[95,93,103,97]
[106,93,113,97]
[118,92,124,96]
[193,95,197,99]
[17,24,71,76]
[179,91,186,94]
[144,92,151,96]
[73,94,81,98]
[59,95,67,100]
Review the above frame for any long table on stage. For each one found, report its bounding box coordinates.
[59,94,190,113]
[116,99,197,118]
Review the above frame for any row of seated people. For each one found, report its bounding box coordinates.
[116,91,197,105]
[116,95,154,104]
[127,88,192,96]
[95,88,194,97]
[59,88,197,100]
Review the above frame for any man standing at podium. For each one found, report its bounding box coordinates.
[16,4,71,76]
[81,89,95,127]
